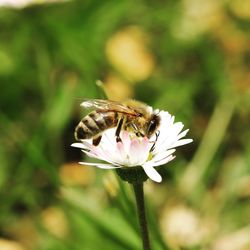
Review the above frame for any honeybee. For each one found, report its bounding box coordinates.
[74,99,160,146]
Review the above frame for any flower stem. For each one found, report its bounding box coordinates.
[133,182,151,250]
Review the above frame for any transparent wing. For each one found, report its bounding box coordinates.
[80,99,139,116]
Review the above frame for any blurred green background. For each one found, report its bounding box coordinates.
[0,0,250,249]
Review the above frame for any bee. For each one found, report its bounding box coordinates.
[74,99,160,147]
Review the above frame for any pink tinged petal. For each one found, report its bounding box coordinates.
[71,143,113,163]
[142,137,152,152]
[121,131,131,155]
[88,147,115,164]
[142,165,162,183]
[117,141,126,158]
[81,149,115,165]
[129,138,150,166]
[79,162,121,169]
[82,149,101,160]
[138,138,152,163]
[92,146,108,159]
[91,147,121,166]
[72,142,100,156]
[113,141,129,165]
[128,139,141,165]
[97,140,131,166]
[80,141,96,151]
[79,141,120,166]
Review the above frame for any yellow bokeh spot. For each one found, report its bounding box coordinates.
[106,26,155,83]
[0,239,24,250]
[104,73,134,101]
[173,0,225,40]
[59,162,95,187]
[229,0,250,20]
[41,206,68,238]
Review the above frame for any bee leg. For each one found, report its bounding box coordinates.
[150,130,160,152]
[136,131,144,137]
[93,135,102,146]
[115,117,124,143]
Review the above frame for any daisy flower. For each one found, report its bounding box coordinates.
[71,109,192,183]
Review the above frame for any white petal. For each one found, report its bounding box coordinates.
[142,165,162,183]
[153,155,176,167]
[152,149,176,162]
[79,161,121,169]
[152,137,174,154]
[177,129,189,139]
[111,142,130,166]
[170,139,193,148]
[144,155,176,168]
[101,129,117,148]
[172,122,184,135]
[71,143,87,149]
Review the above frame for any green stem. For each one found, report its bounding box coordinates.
[133,182,151,250]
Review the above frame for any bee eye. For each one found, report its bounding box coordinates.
[147,119,157,135]
[146,114,160,137]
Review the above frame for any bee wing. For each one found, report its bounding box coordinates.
[81,99,139,116]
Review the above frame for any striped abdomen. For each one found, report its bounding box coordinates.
[75,111,118,140]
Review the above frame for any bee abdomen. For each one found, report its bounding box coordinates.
[75,111,117,140]
[74,122,91,140]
